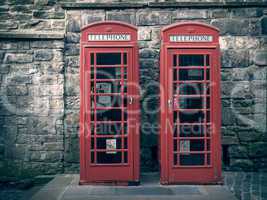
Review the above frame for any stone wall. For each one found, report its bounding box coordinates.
[0,0,267,177]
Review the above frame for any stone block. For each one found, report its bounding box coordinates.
[65,74,80,96]
[7,85,28,96]
[65,56,80,68]
[4,53,33,64]
[34,50,53,61]
[65,33,80,43]
[230,8,263,18]
[138,27,152,41]
[31,40,64,49]
[106,10,136,25]
[221,49,250,68]
[139,48,159,59]
[33,10,65,19]
[65,96,80,110]
[261,16,267,35]
[229,145,248,158]
[249,142,267,158]
[137,10,171,25]
[222,107,236,126]
[0,21,18,31]
[81,10,105,27]
[65,44,80,56]
[30,151,63,162]
[230,159,254,171]
[211,18,260,36]
[173,9,208,19]
[66,11,81,33]
[253,50,267,66]
[210,9,228,18]
[0,64,10,74]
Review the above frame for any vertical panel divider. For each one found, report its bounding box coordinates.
[93,53,97,164]
[176,54,180,166]
[204,54,207,166]
[121,51,124,164]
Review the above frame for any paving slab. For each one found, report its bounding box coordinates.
[31,174,238,200]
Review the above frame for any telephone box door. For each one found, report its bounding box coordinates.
[167,49,220,183]
[80,21,139,184]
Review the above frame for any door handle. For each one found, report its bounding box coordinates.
[129,97,133,104]
[168,99,172,108]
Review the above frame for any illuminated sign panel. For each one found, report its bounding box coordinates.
[88,34,131,41]
[170,35,213,42]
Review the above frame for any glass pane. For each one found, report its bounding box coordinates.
[179,97,203,109]
[96,53,121,65]
[173,55,177,66]
[207,154,210,165]
[92,122,127,135]
[179,111,205,123]
[91,152,94,163]
[176,83,206,95]
[90,53,94,65]
[95,67,126,80]
[179,55,204,66]
[97,152,122,163]
[92,82,123,94]
[174,154,177,165]
[123,53,127,65]
[94,109,122,121]
[173,139,177,151]
[124,138,128,149]
[91,95,123,107]
[179,125,205,137]
[180,154,205,166]
[190,139,205,151]
[96,138,122,149]
[124,152,128,163]
[179,69,204,80]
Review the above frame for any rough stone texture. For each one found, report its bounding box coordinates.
[0,38,65,178]
[0,1,267,177]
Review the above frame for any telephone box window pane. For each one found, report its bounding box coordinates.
[96,138,122,149]
[178,83,205,95]
[91,152,94,163]
[93,82,122,94]
[179,55,204,66]
[90,53,94,65]
[207,139,211,151]
[207,154,211,165]
[91,95,123,108]
[124,152,128,163]
[96,109,122,121]
[173,55,177,66]
[123,53,127,65]
[206,69,210,80]
[180,154,205,166]
[94,123,125,135]
[179,97,203,109]
[206,55,210,66]
[97,152,122,164]
[179,69,204,80]
[96,67,127,79]
[96,53,121,65]
[179,111,205,123]
[173,139,177,151]
[174,154,177,165]
[179,125,205,137]
[190,139,205,151]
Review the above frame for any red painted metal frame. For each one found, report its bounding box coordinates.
[160,22,222,184]
[80,21,140,185]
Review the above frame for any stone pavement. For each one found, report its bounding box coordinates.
[31,173,238,200]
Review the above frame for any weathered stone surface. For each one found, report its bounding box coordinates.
[137,10,171,25]
[106,10,136,24]
[253,50,267,66]
[4,53,33,64]
[230,159,254,171]
[66,11,81,33]
[261,16,267,35]
[65,33,80,43]
[138,27,152,41]
[211,18,260,36]
[33,10,65,19]
[221,49,250,68]
[81,10,105,27]
[34,50,53,61]
[173,9,208,19]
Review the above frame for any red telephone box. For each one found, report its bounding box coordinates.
[160,22,222,184]
[79,21,140,185]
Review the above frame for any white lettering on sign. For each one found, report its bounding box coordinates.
[88,34,131,41]
[170,35,213,42]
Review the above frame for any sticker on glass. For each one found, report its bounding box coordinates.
[106,139,117,154]
[180,140,190,154]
